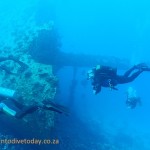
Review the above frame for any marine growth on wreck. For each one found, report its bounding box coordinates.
[0,1,59,142]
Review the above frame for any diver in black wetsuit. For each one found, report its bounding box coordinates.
[87,63,150,94]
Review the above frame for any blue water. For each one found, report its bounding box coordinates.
[54,0,150,149]
[55,66,150,149]
[0,0,150,149]
[56,0,150,62]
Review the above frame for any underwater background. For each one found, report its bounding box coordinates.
[0,0,150,150]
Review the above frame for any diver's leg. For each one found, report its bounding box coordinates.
[123,63,150,77]
[12,99,24,109]
[123,66,136,77]
[118,70,143,84]
[124,64,150,83]
[15,105,38,119]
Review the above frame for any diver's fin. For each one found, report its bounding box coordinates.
[42,100,69,116]
[43,105,69,116]
[43,100,69,113]
[141,67,150,71]
[134,63,150,71]
[43,106,62,114]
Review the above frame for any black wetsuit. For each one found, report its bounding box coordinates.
[116,66,144,84]
[91,65,150,94]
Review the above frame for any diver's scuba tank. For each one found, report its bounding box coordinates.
[0,87,15,98]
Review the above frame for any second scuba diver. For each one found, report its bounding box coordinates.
[87,63,150,94]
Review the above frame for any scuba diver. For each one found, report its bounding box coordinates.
[87,63,150,94]
[0,87,69,119]
[126,87,141,109]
